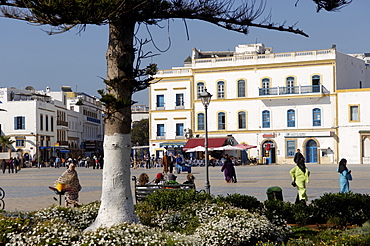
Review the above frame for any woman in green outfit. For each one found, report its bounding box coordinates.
[290,157,310,204]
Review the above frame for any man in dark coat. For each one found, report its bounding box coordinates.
[294,149,304,164]
[168,153,175,173]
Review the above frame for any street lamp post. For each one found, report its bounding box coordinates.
[199,88,212,194]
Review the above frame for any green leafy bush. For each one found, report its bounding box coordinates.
[214,193,263,211]
[310,192,370,225]
[141,189,212,211]
[263,200,294,224]
[290,202,313,225]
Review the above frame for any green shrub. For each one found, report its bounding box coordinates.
[290,202,313,225]
[214,193,263,211]
[142,189,212,211]
[135,203,159,226]
[311,192,370,225]
[263,200,294,224]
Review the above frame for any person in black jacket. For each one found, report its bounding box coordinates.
[294,149,304,164]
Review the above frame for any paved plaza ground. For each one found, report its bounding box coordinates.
[0,163,369,211]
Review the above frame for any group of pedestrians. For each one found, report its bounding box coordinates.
[52,155,103,169]
[1,157,21,174]
[137,172,196,188]
[289,149,353,204]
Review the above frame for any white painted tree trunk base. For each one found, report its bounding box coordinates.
[85,133,139,232]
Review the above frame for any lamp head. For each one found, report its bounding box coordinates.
[200,88,212,107]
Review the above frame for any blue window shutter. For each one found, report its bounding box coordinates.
[14,117,17,130]
[22,117,25,129]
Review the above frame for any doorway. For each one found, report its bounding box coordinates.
[306,140,317,163]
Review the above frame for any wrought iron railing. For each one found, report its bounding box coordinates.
[259,85,329,96]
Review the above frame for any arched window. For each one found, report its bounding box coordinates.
[286,77,295,94]
[197,113,204,130]
[217,81,225,99]
[287,109,295,127]
[218,112,226,130]
[262,78,270,95]
[237,79,246,97]
[197,82,204,99]
[313,108,321,126]
[262,110,270,128]
[312,75,320,92]
[238,111,246,129]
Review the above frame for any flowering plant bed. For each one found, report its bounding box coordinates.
[0,191,370,245]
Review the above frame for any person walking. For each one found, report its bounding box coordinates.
[55,156,61,168]
[337,158,352,193]
[8,157,14,174]
[221,155,236,183]
[168,153,175,173]
[54,163,82,207]
[144,154,150,169]
[290,157,310,204]
[162,153,169,173]
[294,149,304,164]
[13,157,19,173]
[1,159,6,174]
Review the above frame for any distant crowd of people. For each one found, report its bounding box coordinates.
[48,155,104,169]
[131,153,242,170]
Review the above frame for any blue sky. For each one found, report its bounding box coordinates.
[0,1,368,106]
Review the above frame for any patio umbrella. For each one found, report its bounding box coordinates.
[185,146,207,152]
[213,145,244,151]
[235,143,257,150]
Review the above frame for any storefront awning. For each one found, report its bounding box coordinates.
[183,138,227,150]
[160,142,186,148]
[59,149,71,153]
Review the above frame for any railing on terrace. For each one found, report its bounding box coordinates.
[259,85,329,96]
[131,105,149,112]
[12,94,54,104]
[156,68,192,76]
[194,49,334,65]
[155,49,334,75]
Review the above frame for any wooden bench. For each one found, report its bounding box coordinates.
[132,176,195,203]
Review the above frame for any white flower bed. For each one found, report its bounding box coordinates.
[1,200,289,245]
[194,207,288,245]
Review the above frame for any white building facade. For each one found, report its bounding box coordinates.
[0,86,104,164]
[149,44,370,164]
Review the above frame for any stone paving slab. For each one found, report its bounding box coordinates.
[0,164,369,211]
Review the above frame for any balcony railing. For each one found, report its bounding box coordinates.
[259,85,329,96]
[156,132,166,140]
[57,120,68,127]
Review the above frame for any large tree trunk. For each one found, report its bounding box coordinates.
[85,17,139,232]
